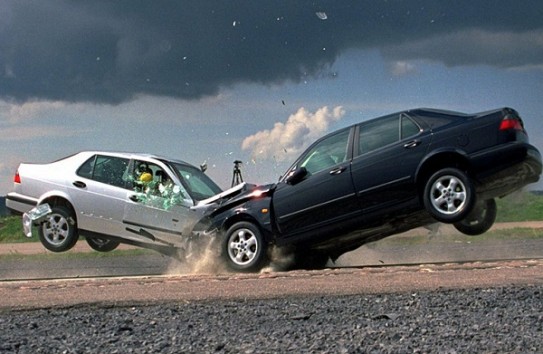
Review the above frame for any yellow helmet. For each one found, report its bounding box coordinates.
[140,172,153,183]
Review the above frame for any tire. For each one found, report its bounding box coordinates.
[38,206,79,252]
[423,168,476,223]
[454,199,497,236]
[222,221,268,272]
[85,237,120,252]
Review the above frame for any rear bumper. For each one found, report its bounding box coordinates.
[472,143,542,199]
[5,192,38,215]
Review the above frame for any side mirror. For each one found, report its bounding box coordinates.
[200,163,207,173]
[285,167,308,185]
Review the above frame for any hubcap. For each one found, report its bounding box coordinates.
[430,175,467,215]
[42,213,70,246]
[227,228,258,266]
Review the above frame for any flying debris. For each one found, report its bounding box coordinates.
[315,12,328,20]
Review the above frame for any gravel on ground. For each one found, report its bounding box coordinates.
[1,285,541,353]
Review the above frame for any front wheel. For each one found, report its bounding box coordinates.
[454,199,497,236]
[423,168,476,223]
[85,237,120,252]
[38,206,79,252]
[222,221,268,272]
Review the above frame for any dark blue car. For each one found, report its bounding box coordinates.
[197,107,542,272]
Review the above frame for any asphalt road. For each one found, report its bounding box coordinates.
[1,233,542,281]
[1,226,542,353]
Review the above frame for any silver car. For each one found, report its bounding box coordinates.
[6,151,242,255]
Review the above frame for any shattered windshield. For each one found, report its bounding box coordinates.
[168,162,223,202]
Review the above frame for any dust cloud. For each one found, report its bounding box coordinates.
[162,240,299,275]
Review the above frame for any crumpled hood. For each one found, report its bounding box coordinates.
[191,182,276,224]
[196,182,252,206]
[191,182,275,214]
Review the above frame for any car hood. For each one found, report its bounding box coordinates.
[196,182,251,206]
[196,182,274,204]
[191,182,275,213]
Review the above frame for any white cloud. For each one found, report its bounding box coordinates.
[242,106,345,162]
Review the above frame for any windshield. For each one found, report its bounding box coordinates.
[168,162,223,202]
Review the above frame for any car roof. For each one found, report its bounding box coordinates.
[406,108,470,117]
[73,151,193,166]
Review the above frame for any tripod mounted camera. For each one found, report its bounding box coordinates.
[231,160,244,187]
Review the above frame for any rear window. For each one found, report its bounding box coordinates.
[410,110,464,130]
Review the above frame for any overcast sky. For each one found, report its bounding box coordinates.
[1,0,543,194]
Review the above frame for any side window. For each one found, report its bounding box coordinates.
[132,160,187,209]
[93,156,129,187]
[401,115,421,139]
[77,156,95,179]
[359,115,399,154]
[77,155,129,188]
[300,129,350,174]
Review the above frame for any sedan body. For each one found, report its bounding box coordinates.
[5,151,240,254]
[198,107,542,271]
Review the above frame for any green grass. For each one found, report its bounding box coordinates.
[0,215,33,243]
[496,191,543,222]
[1,191,542,244]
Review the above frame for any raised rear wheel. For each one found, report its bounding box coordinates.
[423,168,476,223]
[454,199,497,235]
[38,205,79,252]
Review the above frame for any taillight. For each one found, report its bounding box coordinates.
[14,171,21,184]
[499,116,524,132]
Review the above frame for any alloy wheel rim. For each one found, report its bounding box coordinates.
[228,228,258,266]
[430,175,467,215]
[42,213,70,246]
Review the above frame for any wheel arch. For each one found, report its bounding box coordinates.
[38,193,78,228]
[415,149,473,196]
[220,212,273,243]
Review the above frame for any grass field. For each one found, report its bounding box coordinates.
[1,191,542,244]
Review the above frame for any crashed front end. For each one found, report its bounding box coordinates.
[190,183,275,242]
[21,182,268,259]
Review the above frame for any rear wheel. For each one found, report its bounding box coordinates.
[454,199,497,236]
[85,237,120,252]
[423,168,476,223]
[38,206,79,252]
[222,221,268,272]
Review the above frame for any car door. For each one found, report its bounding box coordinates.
[351,113,431,214]
[70,154,131,237]
[123,160,195,247]
[272,127,358,238]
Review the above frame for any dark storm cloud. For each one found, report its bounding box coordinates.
[1,0,542,104]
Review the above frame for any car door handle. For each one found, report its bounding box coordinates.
[72,181,86,188]
[329,167,346,175]
[129,195,140,202]
[404,140,421,149]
